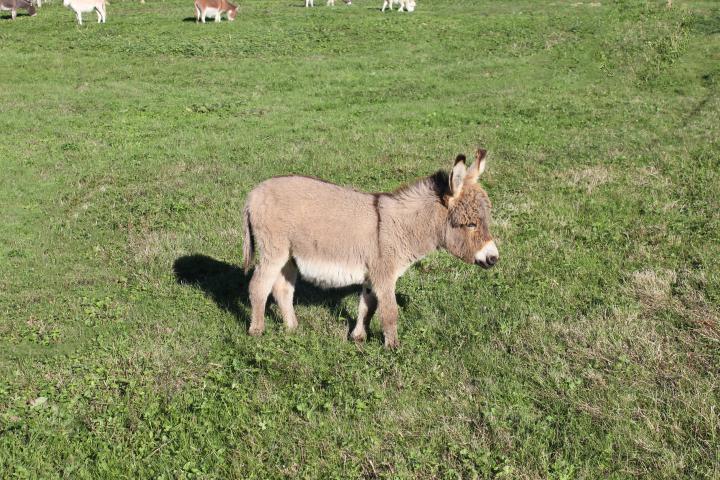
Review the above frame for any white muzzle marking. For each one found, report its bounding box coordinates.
[474,240,498,265]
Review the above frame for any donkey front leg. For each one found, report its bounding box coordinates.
[272,261,299,331]
[376,285,399,349]
[248,258,287,336]
[351,283,377,342]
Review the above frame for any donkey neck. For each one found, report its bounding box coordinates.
[380,173,448,265]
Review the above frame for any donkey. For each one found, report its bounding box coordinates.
[242,148,498,348]
[0,0,37,19]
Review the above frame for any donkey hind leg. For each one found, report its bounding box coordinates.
[351,283,377,342]
[248,257,287,336]
[272,261,299,331]
[76,11,83,24]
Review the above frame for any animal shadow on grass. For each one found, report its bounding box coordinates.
[1,13,34,19]
[173,254,406,339]
[183,16,225,22]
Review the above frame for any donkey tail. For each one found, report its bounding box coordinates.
[242,204,255,274]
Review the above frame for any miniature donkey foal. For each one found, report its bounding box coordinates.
[242,149,499,348]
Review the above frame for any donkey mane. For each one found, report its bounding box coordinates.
[274,171,450,201]
[387,170,450,203]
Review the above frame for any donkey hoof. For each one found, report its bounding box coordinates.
[248,326,264,337]
[384,336,399,349]
[350,331,367,343]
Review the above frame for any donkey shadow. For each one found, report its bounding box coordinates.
[173,254,406,337]
[1,13,35,20]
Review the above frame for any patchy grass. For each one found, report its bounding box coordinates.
[1,0,719,478]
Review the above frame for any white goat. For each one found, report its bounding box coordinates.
[63,0,106,24]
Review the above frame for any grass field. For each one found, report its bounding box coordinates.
[1,0,719,477]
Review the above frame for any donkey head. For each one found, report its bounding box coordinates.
[443,148,498,268]
[227,4,237,20]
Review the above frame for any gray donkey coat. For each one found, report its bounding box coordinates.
[0,0,36,19]
[242,149,499,348]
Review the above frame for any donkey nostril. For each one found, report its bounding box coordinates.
[486,255,498,266]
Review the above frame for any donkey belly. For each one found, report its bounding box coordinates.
[294,256,366,289]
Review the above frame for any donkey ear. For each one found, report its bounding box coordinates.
[465,148,487,183]
[449,154,467,197]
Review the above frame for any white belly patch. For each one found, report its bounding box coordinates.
[294,257,365,289]
[71,4,99,12]
[203,7,219,15]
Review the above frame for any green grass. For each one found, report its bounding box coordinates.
[1,0,719,477]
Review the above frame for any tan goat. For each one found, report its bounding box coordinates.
[242,149,499,348]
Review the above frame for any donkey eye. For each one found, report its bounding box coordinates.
[466,223,477,229]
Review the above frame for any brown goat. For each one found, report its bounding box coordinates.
[242,149,499,348]
[194,0,236,23]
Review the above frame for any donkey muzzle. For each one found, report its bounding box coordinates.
[474,241,499,269]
